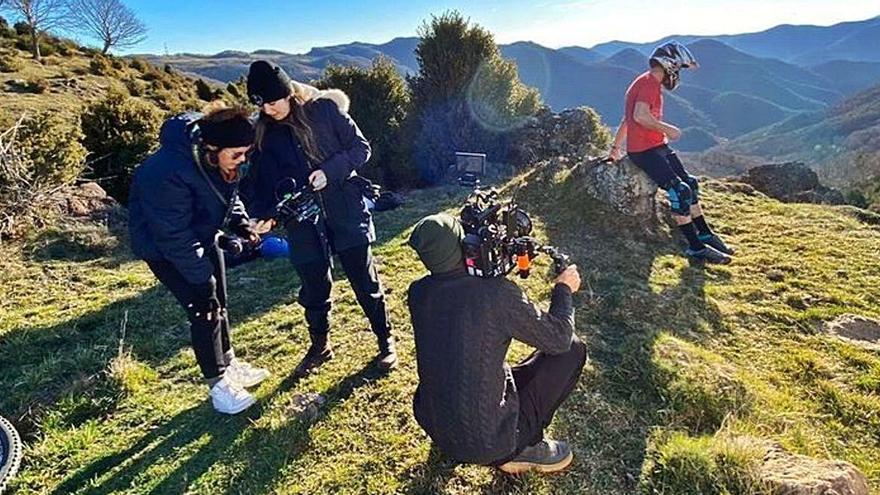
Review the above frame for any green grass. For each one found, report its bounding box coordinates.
[2,165,880,494]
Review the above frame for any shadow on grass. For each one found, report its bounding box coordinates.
[51,362,387,495]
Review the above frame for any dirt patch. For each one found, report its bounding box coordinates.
[822,315,880,350]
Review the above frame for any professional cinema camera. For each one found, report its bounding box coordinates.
[217,178,320,256]
[459,187,570,279]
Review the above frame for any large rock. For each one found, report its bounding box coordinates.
[54,182,126,228]
[742,162,846,205]
[509,106,609,166]
[581,156,659,220]
[760,442,869,495]
[821,314,880,350]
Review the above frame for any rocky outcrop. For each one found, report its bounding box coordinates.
[760,442,869,495]
[581,156,658,220]
[509,106,610,166]
[741,162,846,205]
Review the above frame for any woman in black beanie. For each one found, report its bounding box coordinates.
[241,60,397,378]
[129,105,271,414]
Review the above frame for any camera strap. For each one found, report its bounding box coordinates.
[191,143,239,230]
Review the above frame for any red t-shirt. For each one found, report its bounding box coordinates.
[624,71,666,153]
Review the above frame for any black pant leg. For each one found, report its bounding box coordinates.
[511,335,588,453]
[209,246,232,360]
[293,257,333,335]
[146,258,227,380]
[336,243,391,337]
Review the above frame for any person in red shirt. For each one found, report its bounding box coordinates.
[609,41,734,263]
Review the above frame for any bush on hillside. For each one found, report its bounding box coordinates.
[81,90,162,202]
[0,113,87,237]
[316,57,416,188]
[405,11,541,185]
[0,53,23,72]
[89,54,114,76]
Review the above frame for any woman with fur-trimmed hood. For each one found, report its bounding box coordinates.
[241,60,397,378]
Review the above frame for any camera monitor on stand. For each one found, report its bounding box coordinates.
[455,152,486,188]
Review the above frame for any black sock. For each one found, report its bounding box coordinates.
[679,222,705,250]
[692,215,713,237]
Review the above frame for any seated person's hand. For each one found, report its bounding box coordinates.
[253,218,275,235]
[609,145,624,161]
[665,125,682,141]
[309,169,328,191]
[554,264,581,293]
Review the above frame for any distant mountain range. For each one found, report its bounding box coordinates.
[138,15,880,155]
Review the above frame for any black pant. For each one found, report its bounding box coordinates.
[497,334,588,463]
[146,247,231,380]
[293,243,391,338]
[628,144,689,189]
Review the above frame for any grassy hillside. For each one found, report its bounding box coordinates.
[0,30,205,123]
[2,162,879,493]
[720,83,880,189]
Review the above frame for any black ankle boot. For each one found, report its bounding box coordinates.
[376,334,398,371]
[293,333,333,378]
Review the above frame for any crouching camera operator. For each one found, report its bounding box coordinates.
[407,211,587,474]
[128,106,270,415]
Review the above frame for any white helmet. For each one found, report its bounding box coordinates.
[649,41,698,90]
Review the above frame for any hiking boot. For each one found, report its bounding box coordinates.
[376,334,398,371]
[293,334,334,378]
[699,233,736,255]
[498,439,573,474]
[225,358,270,388]
[210,375,256,415]
[685,245,732,265]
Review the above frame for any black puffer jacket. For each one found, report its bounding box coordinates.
[241,93,374,265]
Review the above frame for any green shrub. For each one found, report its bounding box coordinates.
[0,53,23,72]
[405,11,541,185]
[28,76,49,93]
[81,90,162,202]
[15,111,87,186]
[316,57,415,188]
[89,55,114,76]
[195,78,219,101]
[13,22,31,37]
[640,432,768,495]
[128,57,149,73]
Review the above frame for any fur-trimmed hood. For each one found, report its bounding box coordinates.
[291,81,350,113]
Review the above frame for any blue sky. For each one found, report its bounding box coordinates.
[119,0,880,55]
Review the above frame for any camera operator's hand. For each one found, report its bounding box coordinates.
[231,222,261,245]
[309,169,328,191]
[609,145,624,162]
[554,264,581,293]
[253,218,275,235]
[188,277,220,321]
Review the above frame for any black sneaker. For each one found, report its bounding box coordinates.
[376,335,398,371]
[685,245,732,265]
[293,341,334,378]
[498,439,573,474]
[699,233,736,255]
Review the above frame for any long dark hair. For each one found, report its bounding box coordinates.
[254,84,323,163]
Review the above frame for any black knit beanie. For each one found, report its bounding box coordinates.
[246,60,292,106]
[198,115,255,149]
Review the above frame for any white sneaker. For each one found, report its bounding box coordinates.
[210,375,256,414]
[225,358,271,388]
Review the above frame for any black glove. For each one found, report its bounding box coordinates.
[187,277,220,320]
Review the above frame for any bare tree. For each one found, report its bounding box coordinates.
[68,0,145,54]
[3,0,71,60]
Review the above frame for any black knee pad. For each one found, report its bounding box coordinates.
[684,175,700,205]
[664,179,693,216]
[569,334,588,369]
